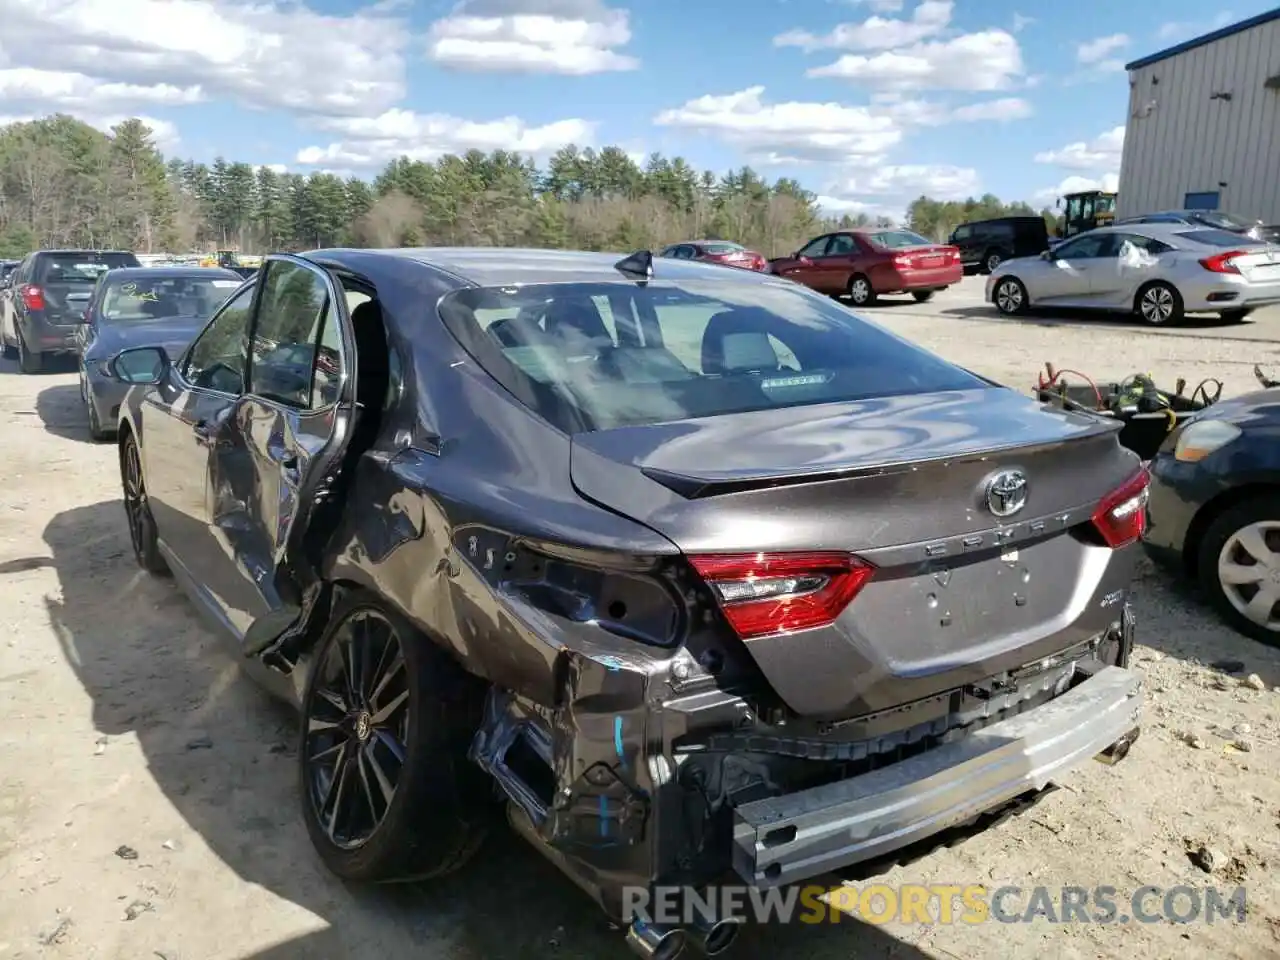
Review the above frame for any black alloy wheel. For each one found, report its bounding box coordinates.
[304,608,411,850]
[121,435,168,575]
[298,594,491,883]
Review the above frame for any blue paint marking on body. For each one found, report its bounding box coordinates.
[596,655,624,672]
[614,715,625,765]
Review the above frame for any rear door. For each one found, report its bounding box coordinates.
[204,254,356,653]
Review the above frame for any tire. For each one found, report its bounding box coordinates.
[1198,496,1280,647]
[119,433,170,576]
[1135,281,1183,326]
[1,335,14,360]
[83,373,113,441]
[847,274,876,306]
[982,250,1003,274]
[17,330,41,374]
[911,290,935,303]
[992,276,1029,315]
[299,590,492,883]
[1219,308,1253,323]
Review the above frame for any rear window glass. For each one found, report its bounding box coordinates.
[1174,229,1263,248]
[438,279,990,433]
[1194,211,1253,231]
[101,275,243,322]
[867,230,931,248]
[38,252,139,283]
[700,242,744,255]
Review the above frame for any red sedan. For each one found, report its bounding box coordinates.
[769,228,962,305]
[658,240,769,271]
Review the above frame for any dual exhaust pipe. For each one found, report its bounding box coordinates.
[625,913,743,959]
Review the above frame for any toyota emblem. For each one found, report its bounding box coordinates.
[985,469,1029,517]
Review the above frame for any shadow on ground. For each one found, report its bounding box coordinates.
[35,382,100,443]
[939,305,1256,333]
[1128,553,1280,687]
[43,500,940,960]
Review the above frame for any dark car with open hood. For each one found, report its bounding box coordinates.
[76,266,247,440]
[110,246,1146,958]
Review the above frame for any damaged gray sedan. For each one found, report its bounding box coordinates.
[110,247,1146,958]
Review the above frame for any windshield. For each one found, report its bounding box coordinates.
[101,276,243,322]
[438,279,990,432]
[867,230,932,248]
[1194,211,1254,231]
[37,252,138,284]
[1095,195,1117,214]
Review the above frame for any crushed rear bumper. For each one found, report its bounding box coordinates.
[732,664,1142,886]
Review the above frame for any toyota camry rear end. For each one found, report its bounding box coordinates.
[350,250,1146,957]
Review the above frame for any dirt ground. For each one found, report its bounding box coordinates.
[3,277,1280,960]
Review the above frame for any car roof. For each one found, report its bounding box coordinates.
[1087,223,1244,243]
[33,249,135,255]
[102,266,243,280]
[307,246,779,288]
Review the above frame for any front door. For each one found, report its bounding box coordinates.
[1037,232,1117,302]
[773,235,832,288]
[204,255,354,650]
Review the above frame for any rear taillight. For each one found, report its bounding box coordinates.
[1199,250,1247,274]
[688,551,875,639]
[1090,468,1150,548]
[892,254,913,268]
[946,247,961,262]
[20,284,44,310]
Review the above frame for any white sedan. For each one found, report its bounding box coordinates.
[985,223,1280,325]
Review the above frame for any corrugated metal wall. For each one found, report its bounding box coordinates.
[1118,18,1280,222]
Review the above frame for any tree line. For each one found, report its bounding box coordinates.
[0,115,1058,261]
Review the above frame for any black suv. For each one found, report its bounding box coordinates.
[0,249,140,372]
[949,216,1050,274]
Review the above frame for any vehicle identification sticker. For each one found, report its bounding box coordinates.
[212,280,242,287]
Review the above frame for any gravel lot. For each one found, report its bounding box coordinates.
[3,274,1280,960]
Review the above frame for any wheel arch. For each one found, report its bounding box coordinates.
[1132,278,1178,312]
[1183,482,1280,576]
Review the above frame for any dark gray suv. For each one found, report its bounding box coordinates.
[0,249,140,372]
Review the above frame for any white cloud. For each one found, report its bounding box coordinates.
[0,0,408,117]
[807,29,1024,91]
[1034,125,1125,172]
[1155,11,1234,43]
[873,95,1033,126]
[1077,33,1129,65]
[653,86,902,165]
[1011,13,1034,32]
[427,0,638,75]
[1031,173,1119,207]
[0,69,203,110]
[297,109,595,168]
[775,0,952,52]
[845,0,905,12]
[829,164,981,201]
[814,195,901,220]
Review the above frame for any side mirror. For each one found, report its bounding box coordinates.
[111,346,170,385]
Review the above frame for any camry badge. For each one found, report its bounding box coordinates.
[985,469,1029,518]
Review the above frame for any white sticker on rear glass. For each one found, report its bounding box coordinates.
[211,280,242,287]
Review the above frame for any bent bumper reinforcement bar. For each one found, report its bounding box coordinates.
[731,665,1142,887]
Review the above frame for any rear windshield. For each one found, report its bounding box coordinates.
[101,275,243,322]
[1194,211,1253,231]
[1174,229,1263,248]
[866,230,931,248]
[37,252,139,284]
[438,279,990,432]
[700,242,744,255]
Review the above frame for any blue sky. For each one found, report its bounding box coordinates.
[0,0,1274,217]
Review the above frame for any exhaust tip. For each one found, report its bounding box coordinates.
[699,918,743,956]
[625,919,688,960]
[1096,726,1141,765]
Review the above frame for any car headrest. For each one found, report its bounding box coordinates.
[700,308,780,374]
[545,298,610,343]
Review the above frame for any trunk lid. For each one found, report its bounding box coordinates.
[570,387,1140,716]
[1229,244,1280,282]
[889,244,958,270]
[34,253,134,325]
